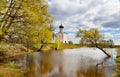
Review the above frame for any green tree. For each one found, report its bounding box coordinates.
[68,41,73,44]
[0,0,54,49]
[0,0,53,38]
[76,28,111,57]
[99,39,114,48]
[99,40,107,47]
[107,39,114,48]
[55,37,61,50]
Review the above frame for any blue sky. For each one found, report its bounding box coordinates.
[48,0,120,45]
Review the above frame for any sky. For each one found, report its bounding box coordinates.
[48,0,120,45]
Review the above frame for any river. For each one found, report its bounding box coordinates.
[15,47,117,77]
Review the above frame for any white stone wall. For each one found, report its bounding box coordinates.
[63,33,68,43]
[55,32,68,43]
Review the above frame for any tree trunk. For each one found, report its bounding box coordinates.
[37,44,44,51]
[97,47,111,57]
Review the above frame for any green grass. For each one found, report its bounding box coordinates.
[59,44,81,49]
[31,43,81,51]
[116,47,120,52]
[116,47,120,63]
[0,64,26,77]
[116,56,120,63]
[0,42,8,45]
[115,47,120,77]
[0,42,29,77]
[44,43,81,51]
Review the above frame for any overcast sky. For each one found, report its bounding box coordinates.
[48,0,120,45]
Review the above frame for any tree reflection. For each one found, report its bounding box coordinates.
[76,66,105,77]
[17,48,116,77]
[39,52,52,75]
[24,52,52,77]
[26,54,36,77]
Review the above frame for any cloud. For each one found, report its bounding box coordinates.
[101,30,120,45]
[102,14,120,29]
[102,20,120,28]
[48,0,120,44]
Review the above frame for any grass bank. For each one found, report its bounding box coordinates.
[0,42,29,77]
[0,63,27,77]
[114,47,120,77]
[33,43,81,51]
[0,42,30,62]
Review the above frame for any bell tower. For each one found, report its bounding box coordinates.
[59,24,64,33]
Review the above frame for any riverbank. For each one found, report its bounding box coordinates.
[38,43,81,51]
[0,43,30,62]
[0,42,81,62]
[0,42,81,77]
[0,42,29,77]
[0,63,27,77]
[114,47,120,77]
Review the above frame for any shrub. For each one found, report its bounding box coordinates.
[68,41,73,44]
[116,56,120,63]
[0,48,7,62]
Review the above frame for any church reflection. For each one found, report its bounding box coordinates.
[16,48,116,77]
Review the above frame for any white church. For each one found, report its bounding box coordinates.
[53,24,68,43]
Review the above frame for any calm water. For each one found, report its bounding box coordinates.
[16,47,117,77]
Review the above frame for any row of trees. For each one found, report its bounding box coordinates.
[0,0,53,49]
[99,39,114,48]
[76,28,114,57]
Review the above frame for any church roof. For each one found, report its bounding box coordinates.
[59,24,64,28]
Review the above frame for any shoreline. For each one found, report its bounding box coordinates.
[0,42,119,77]
[0,43,81,77]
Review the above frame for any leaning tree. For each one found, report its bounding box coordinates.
[76,28,111,57]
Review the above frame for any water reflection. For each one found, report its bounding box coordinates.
[77,66,105,77]
[17,47,117,77]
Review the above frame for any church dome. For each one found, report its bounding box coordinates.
[59,24,64,28]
